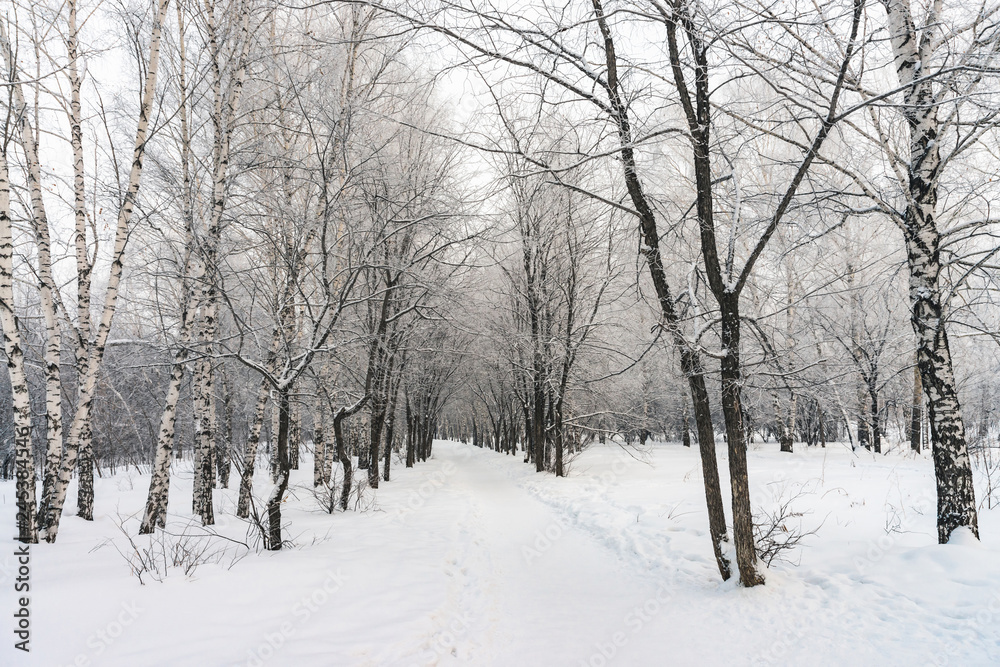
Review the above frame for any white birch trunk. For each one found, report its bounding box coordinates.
[139,0,194,533]
[237,377,271,518]
[0,140,38,543]
[313,391,326,487]
[67,0,97,521]
[39,0,171,542]
[270,392,280,482]
[192,356,216,524]
[190,0,251,524]
[0,21,64,522]
[882,0,979,542]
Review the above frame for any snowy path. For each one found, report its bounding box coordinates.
[4,440,1000,666]
[396,444,655,666]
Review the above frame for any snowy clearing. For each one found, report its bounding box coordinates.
[3,440,1000,667]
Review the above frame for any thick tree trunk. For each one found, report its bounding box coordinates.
[217,370,233,488]
[553,409,564,477]
[76,437,94,521]
[290,402,301,471]
[858,394,871,451]
[383,384,400,483]
[882,0,979,544]
[532,372,545,472]
[405,397,416,468]
[909,240,979,541]
[270,394,281,481]
[368,407,383,488]
[777,394,794,454]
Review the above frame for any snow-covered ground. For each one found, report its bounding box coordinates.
[3,439,999,666]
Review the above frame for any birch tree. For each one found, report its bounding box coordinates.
[0,17,65,532]
[38,0,172,542]
[0,124,37,543]
[826,0,1000,541]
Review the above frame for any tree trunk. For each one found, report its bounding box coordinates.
[0,21,64,529]
[720,295,764,587]
[334,409,353,511]
[36,0,171,543]
[405,397,416,468]
[76,436,95,521]
[869,383,881,455]
[192,357,216,524]
[140,357,187,533]
[237,378,270,518]
[289,401,300,471]
[369,406,383,488]
[69,0,95,522]
[383,381,400,483]
[588,0,734,582]
[910,358,923,453]
[0,143,38,543]
[554,409,564,477]
[217,371,233,488]
[266,386,290,549]
[882,0,979,544]
[314,393,326,487]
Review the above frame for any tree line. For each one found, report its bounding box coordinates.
[3,0,1000,587]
